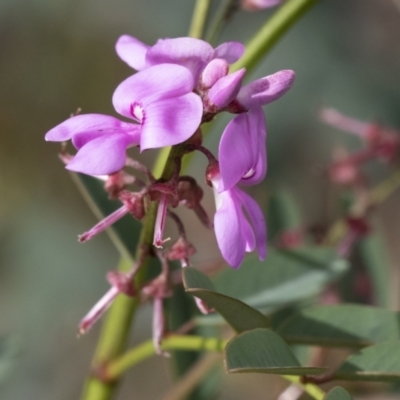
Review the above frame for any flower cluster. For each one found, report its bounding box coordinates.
[46,35,294,268]
[46,35,294,338]
[46,35,294,269]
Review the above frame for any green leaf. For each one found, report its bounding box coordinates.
[334,341,400,382]
[324,387,353,400]
[276,305,400,348]
[183,267,216,292]
[224,328,326,375]
[213,248,347,311]
[355,234,390,307]
[183,268,269,333]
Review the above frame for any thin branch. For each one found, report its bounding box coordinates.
[161,353,221,400]
[189,0,212,39]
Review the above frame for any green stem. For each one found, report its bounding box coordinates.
[231,0,320,74]
[106,335,325,400]
[205,0,240,45]
[106,336,226,379]
[283,376,325,400]
[189,0,212,39]
[81,145,187,400]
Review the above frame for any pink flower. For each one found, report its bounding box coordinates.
[218,107,267,192]
[112,63,203,150]
[45,114,141,175]
[115,35,244,81]
[211,174,267,269]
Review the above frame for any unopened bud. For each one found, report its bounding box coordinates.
[200,58,229,89]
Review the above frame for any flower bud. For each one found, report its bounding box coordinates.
[200,58,229,89]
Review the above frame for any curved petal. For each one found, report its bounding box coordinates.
[146,37,214,80]
[140,93,202,150]
[214,191,246,269]
[112,64,195,119]
[208,69,245,108]
[201,58,229,88]
[72,124,140,149]
[218,113,257,192]
[236,70,295,109]
[214,42,245,64]
[66,133,136,175]
[45,114,128,142]
[115,35,150,71]
[239,107,267,186]
[236,188,267,261]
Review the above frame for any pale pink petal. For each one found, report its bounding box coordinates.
[214,42,245,64]
[115,35,149,71]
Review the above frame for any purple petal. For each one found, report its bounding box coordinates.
[236,70,295,109]
[115,35,150,71]
[239,107,267,186]
[140,93,202,150]
[214,190,246,269]
[241,214,256,252]
[218,108,266,191]
[146,37,214,80]
[72,124,140,149]
[214,42,245,64]
[208,69,245,109]
[236,188,267,261]
[45,114,129,142]
[201,58,229,88]
[112,64,195,120]
[66,133,137,175]
[218,113,256,192]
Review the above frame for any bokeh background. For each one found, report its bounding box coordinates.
[1,0,400,399]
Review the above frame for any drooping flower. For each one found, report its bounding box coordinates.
[211,174,267,268]
[45,114,141,175]
[112,63,203,150]
[218,107,267,192]
[115,35,245,81]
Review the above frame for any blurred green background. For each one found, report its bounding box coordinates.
[1,0,400,398]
